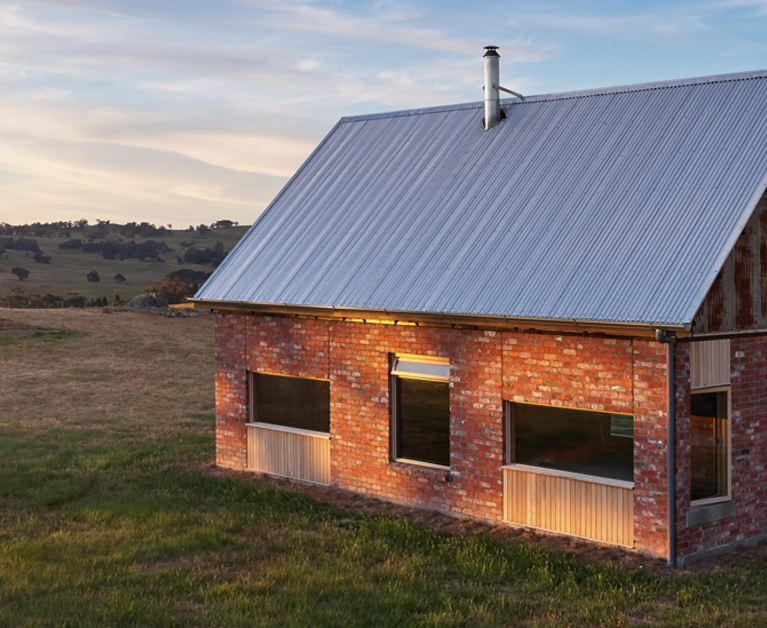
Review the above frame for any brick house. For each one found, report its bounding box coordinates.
[194,52,767,566]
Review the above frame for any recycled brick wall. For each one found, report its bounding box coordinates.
[502,334,668,557]
[214,312,670,557]
[675,336,767,560]
[214,312,248,469]
[328,322,503,520]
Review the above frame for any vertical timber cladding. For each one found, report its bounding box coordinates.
[503,467,634,547]
[689,340,730,390]
[695,190,767,334]
[247,423,330,485]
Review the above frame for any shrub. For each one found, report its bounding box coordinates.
[147,276,200,304]
[86,271,100,283]
[11,266,29,281]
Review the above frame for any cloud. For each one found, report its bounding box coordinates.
[716,0,767,13]
[235,0,552,61]
[4,0,761,227]
[514,8,711,40]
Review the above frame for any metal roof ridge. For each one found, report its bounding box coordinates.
[339,68,767,124]
[525,68,767,103]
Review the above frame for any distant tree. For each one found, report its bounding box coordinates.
[113,273,126,284]
[33,250,52,264]
[167,268,211,283]
[147,275,200,304]
[81,238,170,262]
[196,224,212,236]
[65,292,86,308]
[0,236,40,252]
[84,224,109,239]
[2,287,28,307]
[11,266,29,281]
[87,296,108,307]
[182,242,227,267]
[86,270,100,283]
[59,239,83,250]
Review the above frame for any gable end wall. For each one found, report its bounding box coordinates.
[695,190,767,334]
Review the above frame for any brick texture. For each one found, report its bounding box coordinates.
[675,336,767,560]
[214,312,671,557]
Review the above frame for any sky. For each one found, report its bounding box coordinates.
[1,0,767,228]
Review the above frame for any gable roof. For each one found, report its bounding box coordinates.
[195,69,767,328]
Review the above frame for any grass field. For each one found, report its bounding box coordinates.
[2,308,767,626]
[0,225,248,302]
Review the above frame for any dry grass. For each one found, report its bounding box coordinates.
[0,308,214,440]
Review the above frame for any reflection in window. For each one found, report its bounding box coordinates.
[508,402,634,482]
[690,390,729,502]
[252,373,330,433]
[391,355,450,468]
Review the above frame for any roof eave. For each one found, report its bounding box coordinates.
[188,298,689,338]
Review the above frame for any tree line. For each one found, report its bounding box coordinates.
[0,218,239,238]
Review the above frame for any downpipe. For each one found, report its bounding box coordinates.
[656,329,676,567]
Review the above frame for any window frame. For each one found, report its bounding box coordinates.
[504,400,635,485]
[390,354,451,470]
[689,385,731,508]
[249,371,331,436]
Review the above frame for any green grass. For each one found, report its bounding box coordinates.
[2,310,767,626]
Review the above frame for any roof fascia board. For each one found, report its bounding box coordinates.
[189,299,687,338]
[195,117,348,298]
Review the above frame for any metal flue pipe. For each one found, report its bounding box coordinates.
[484,46,501,130]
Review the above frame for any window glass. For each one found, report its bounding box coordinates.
[510,402,633,482]
[690,390,729,502]
[395,378,450,466]
[253,373,330,433]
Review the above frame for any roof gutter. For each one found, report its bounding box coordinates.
[656,329,677,568]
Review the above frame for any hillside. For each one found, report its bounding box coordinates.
[0,221,248,304]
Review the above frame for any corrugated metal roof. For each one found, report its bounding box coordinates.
[195,69,767,327]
